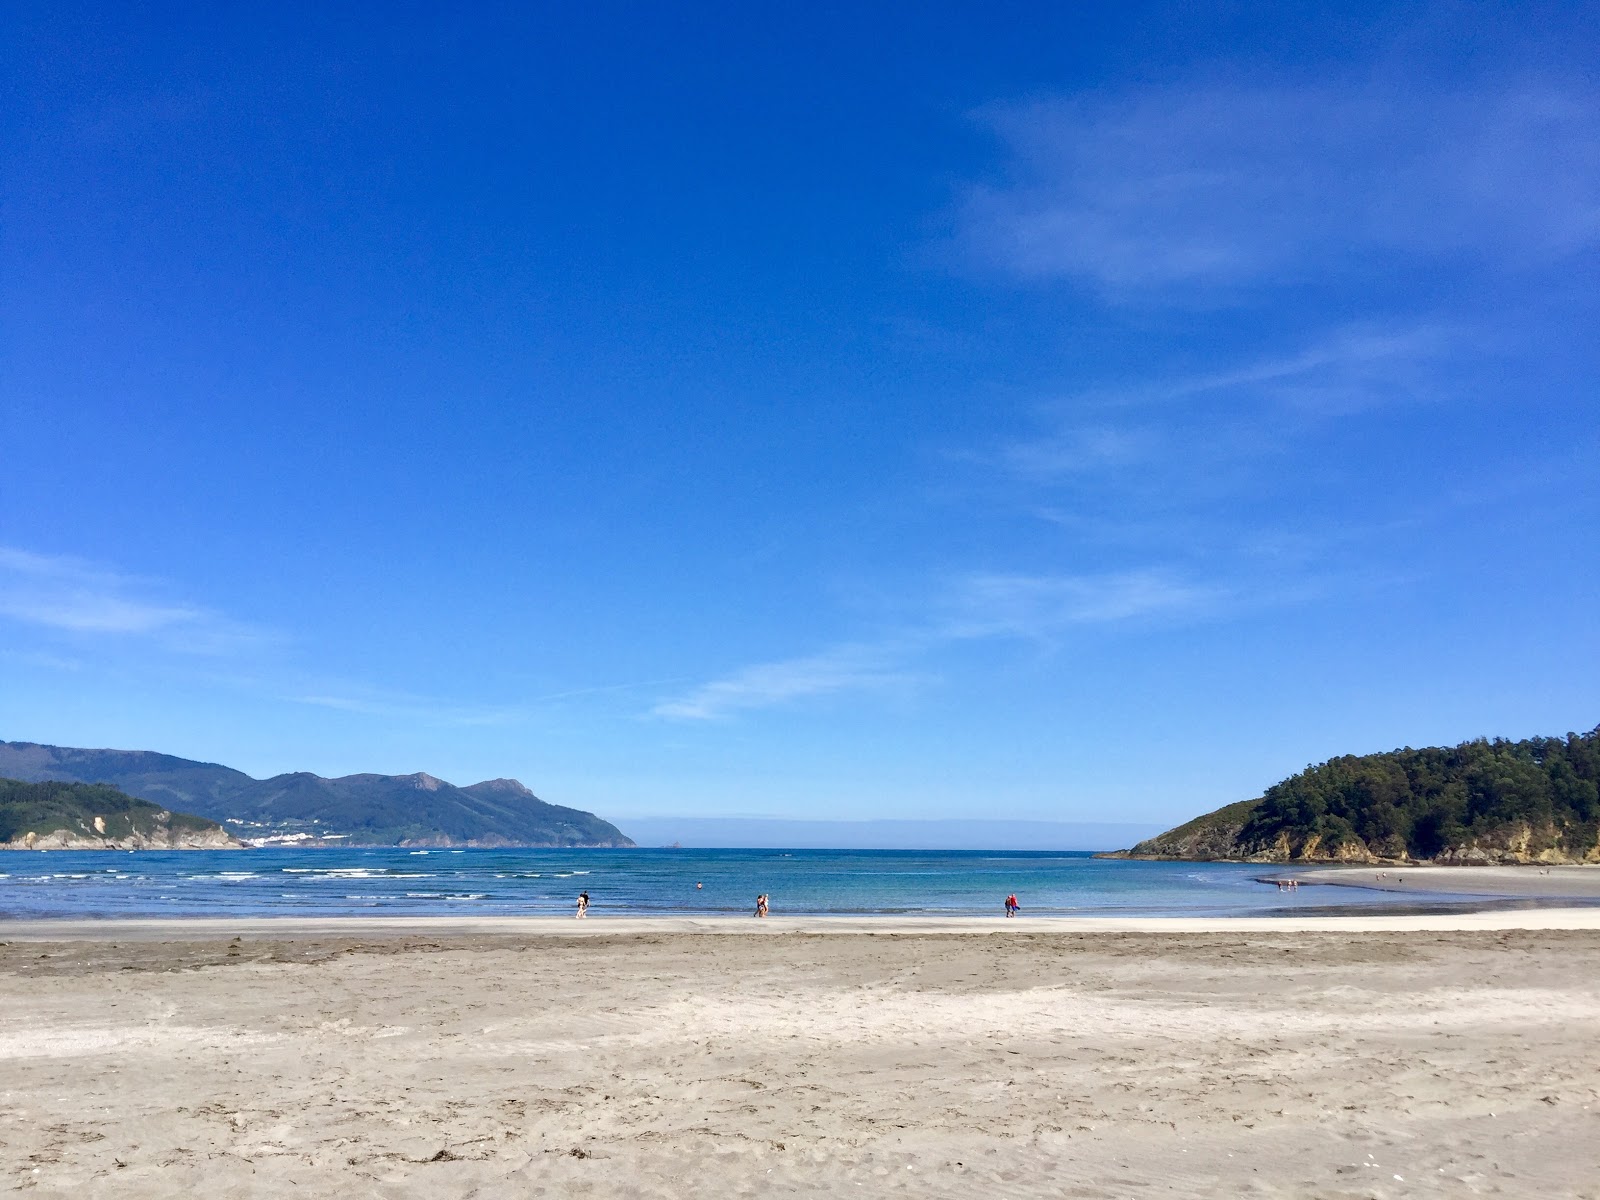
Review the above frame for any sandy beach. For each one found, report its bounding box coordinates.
[3,916,1599,1198]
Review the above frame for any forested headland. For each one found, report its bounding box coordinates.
[0,778,241,849]
[1116,727,1600,864]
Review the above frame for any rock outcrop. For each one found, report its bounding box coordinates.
[4,824,243,850]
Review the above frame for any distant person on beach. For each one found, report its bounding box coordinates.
[1005,893,1019,917]
[576,891,589,919]
[755,893,769,918]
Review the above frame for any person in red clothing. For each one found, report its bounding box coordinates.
[1004,893,1019,917]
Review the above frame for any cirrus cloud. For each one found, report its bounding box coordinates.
[959,79,1600,294]
[652,569,1220,721]
[0,545,273,654]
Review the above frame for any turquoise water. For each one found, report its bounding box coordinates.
[0,846,1500,919]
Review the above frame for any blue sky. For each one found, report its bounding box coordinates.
[2,2,1596,828]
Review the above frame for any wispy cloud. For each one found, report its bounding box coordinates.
[0,647,86,672]
[995,425,1154,478]
[1165,326,1456,415]
[0,547,200,633]
[1,544,694,731]
[958,80,1600,295]
[975,323,1455,504]
[288,689,529,727]
[653,569,1218,720]
[292,675,683,727]
[0,546,273,653]
[651,643,919,721]
[937,570,1223,639]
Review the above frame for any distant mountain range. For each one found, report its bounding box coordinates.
[0,740,633,848]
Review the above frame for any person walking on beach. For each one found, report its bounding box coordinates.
[755,893,769,918]
[576,891,589,919]
[1005,893,1019,917]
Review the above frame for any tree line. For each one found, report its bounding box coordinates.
[0,777,218,842]
[1234,727,1600,859]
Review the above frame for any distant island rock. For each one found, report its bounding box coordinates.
[1108,726,1599,865]
[0,740,635,848]
[1,777,243,849]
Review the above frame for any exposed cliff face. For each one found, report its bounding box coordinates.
[1121,818,1600,865]
[1430,823,1600,866]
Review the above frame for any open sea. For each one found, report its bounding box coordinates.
[0,846,1506,919]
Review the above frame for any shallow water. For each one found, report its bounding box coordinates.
[0,846,1502,919]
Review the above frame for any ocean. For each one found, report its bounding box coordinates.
[0,846,1500,919]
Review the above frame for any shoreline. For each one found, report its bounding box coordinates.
[12,856,1600,933]
[6,906,1600,939]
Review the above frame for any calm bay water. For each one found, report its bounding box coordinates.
[0,846,1495,919]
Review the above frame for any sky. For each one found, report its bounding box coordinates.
[2,1,1596,831]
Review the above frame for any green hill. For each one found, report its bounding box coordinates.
[1117,726,1600,864]
[0,778,241,849]
[0,741,633,847]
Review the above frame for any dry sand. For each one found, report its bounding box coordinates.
[3,917,1599,1198]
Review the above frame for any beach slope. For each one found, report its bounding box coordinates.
[3,920,1598,1197]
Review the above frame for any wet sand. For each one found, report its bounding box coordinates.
[1278,864,1600,900]
[3,917,1599,1197]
